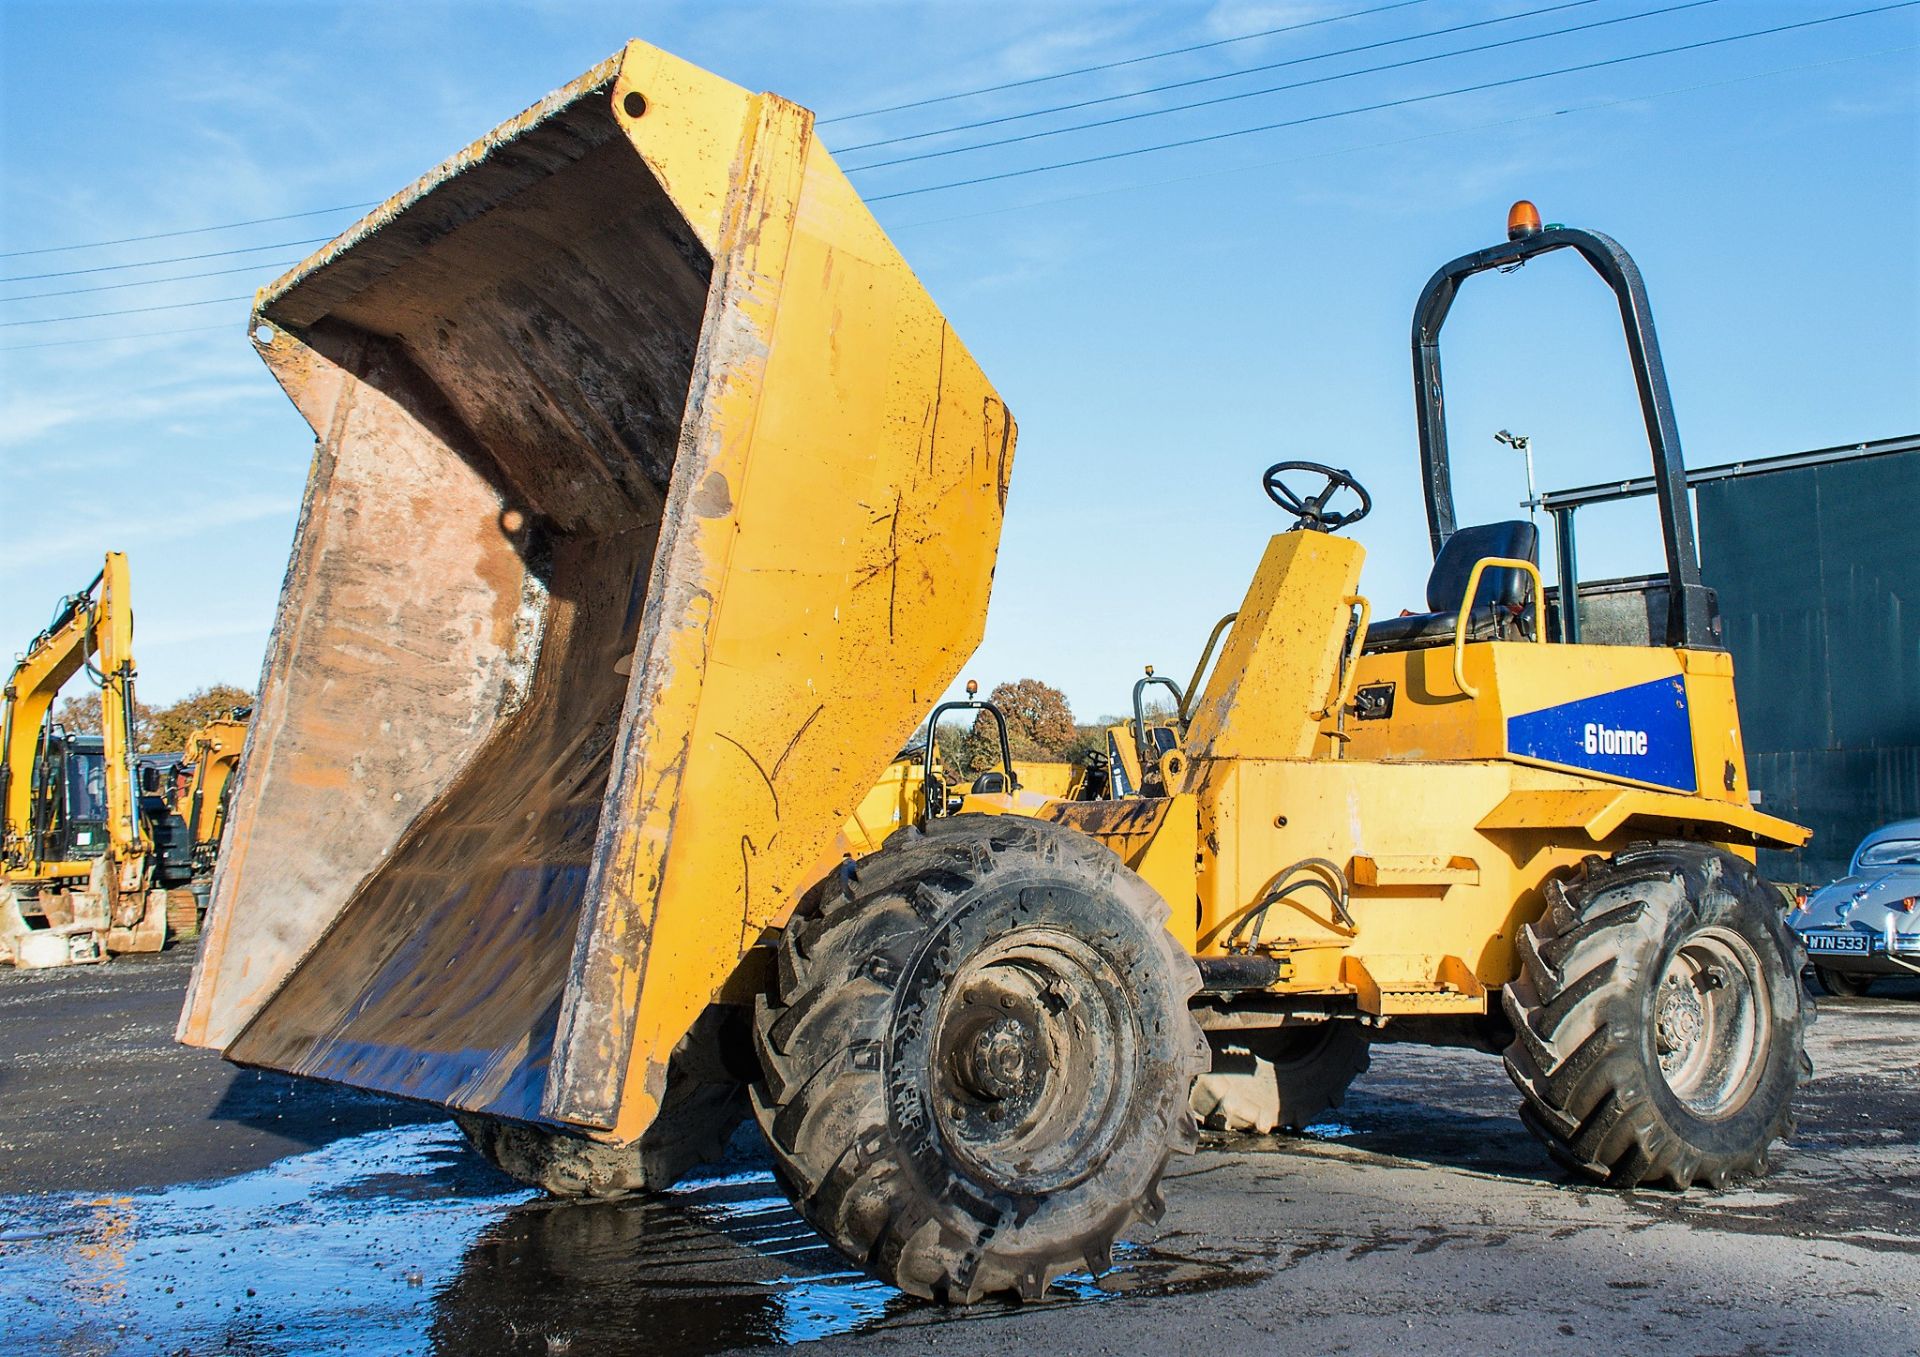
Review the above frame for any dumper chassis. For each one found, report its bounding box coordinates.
[179,45,1812,1309]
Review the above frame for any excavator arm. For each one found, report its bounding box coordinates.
[182,715,249,857]
[1,553,145,882]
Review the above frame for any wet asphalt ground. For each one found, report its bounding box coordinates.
[1,946,1915,1355]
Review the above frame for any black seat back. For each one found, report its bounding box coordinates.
[1427,520,1539,614]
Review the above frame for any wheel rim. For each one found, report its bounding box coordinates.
[1653,925,1772,1119]
[931,928,1135,1196]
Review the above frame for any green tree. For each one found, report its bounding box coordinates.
[1060,722,1111,768]
[978,678,1075,760]
[934,718,996,780]
[53,689,156,746]
[145,684,255,753]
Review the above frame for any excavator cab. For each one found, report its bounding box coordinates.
[29,729,109,864]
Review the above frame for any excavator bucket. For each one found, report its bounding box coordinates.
[177,42,1015,1146]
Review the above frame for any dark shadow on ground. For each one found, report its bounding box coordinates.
[0,942,437,1192]
[206,1066,440,1153]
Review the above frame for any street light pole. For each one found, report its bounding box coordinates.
[1495,429,1536,523]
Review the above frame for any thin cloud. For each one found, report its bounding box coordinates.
[0,490,298,570]
[0,376,275,454]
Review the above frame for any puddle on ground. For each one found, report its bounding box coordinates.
[0,1123,1255,1356]
[1300,1120,1358,1140]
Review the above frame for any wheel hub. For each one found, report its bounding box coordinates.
[956,1016,1033,1101]
[1652,926,1772,1120]
[930,929,1135,1196]
[1656,976,1705,1059]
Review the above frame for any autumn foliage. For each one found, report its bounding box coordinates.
[54,683,254,754]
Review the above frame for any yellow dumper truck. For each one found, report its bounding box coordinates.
[182,44,1811,1305]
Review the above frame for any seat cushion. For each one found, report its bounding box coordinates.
[1362,520,1541,655]
[1363,609,1462,652]
[1364,606,1519,653]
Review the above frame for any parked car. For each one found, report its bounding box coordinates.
[1791,818,1920,996]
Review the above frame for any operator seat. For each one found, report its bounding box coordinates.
[1362,520,1540,653]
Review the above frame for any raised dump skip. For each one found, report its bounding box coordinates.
[178,42,1015,1144]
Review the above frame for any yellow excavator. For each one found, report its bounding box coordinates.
[2,553,192,967]
[179,710,250,875]
[154,708,253,940]
[181,44,1811,1307]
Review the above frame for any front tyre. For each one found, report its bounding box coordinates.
[1814,966,1873,998]
[753,815,1207,1303]
[1504,843,1811,1189]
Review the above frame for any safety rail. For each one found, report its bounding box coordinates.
[1452,557,1546,699]
[1178,612,1238,725]
[1317,595,1373,722]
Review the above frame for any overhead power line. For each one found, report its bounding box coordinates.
[0,201,378,261]
[836,0,1605,155]
[4,0,1909,261]
[4,39,1908,355]
[818,0,1439,124]
[0,259,299,305]
[0,294,255,329]
[0,322,237,353]
[0,236,332,285]
[848,0,1722,173]
[885,43,1915,231]
[5,4,1910,330]
[867,0,1920,202]
[0,0,1434,259]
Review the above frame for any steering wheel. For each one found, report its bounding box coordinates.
[1261,460,1372,532]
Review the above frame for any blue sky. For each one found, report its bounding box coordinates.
[2,0,1914,723]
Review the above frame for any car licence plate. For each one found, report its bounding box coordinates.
[1804,931,1870,954]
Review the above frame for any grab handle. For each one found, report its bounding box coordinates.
[1453,557,1545,699]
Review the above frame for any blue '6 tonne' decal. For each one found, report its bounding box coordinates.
[1505,675,1696,791]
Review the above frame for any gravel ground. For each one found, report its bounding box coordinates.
[0,946,1914,1355]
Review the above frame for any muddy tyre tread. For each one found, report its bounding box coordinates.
[1502,842,1812,1190]
[754,814,1207,1304]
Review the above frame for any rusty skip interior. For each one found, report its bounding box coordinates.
[189,75,717,1119]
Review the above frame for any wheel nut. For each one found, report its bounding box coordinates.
[957,1018,1029,1100]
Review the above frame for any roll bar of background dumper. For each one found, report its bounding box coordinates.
[1132,670,1184,774]
[923,695,1016,821]
[1410,215,1716,650]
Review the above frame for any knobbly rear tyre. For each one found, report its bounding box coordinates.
[752,814,1207,1303]
[1503,843,1810,1189]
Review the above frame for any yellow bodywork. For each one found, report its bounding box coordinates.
[1044,528,1805,1016]
[953,759,1080,799]
[2,553,167,962]
[179,717,248,860]
[178,42,1015,1145]
[173,37,1801,1159]
[839,752,932,861]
